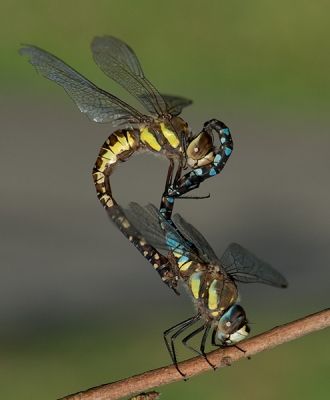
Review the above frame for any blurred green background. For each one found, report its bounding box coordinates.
[1,1,329,399]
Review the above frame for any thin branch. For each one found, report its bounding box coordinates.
[58,308,330,400]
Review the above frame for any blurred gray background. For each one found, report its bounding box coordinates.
[1,1,329,399]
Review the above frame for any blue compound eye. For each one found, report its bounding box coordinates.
[217,305,250,344]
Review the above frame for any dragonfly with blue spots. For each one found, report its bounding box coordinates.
[125,202,288,377]
[19,36,233,293]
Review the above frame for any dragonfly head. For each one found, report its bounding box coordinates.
[217,304,250,344]
[186,130,214,168]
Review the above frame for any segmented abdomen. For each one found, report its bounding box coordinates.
[92,128,140,210]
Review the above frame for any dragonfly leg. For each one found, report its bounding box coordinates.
[159,160,183,221]
[92,129,179,294]
[211,323,222,348]
[164,313,202,378]
[182,321,216,370]
[167,119,233,198]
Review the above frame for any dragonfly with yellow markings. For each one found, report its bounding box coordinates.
[20,36,233,293]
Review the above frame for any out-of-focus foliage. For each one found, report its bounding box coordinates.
[4,0,330,115]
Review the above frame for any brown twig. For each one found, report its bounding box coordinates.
[58,308,329,400]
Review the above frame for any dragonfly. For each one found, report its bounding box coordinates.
[125,202,288,377]
[20,36,233,293]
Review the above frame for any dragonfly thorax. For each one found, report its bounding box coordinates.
[188,266,239,316]
[139,116,190,159]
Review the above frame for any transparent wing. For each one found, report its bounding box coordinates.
[91,36,168,116]
[172,213,219,263]
[220,243,288,288]
[19,45,143,125]
[127,203,197,258]
[125,202,168,250]
[160,95,192,116]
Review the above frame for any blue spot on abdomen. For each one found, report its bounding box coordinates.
[214,154,221,164]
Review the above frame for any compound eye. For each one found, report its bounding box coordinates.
[186,131,213,160]
[217,305,249,344]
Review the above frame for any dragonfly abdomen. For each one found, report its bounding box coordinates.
[92,128,141,210]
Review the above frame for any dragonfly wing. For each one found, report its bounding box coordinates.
[161,95,192,116]
[125,202,168,250]
[91,36,168,116]
[127,203,195,257]
[19,45,144,125]
[220,243,288,288]
[172,213,219,263]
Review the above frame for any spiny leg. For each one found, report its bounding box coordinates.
[211,323,222,348]
[159,159,183,221]
[92,129,179,293]
[164,313,202,377]
[182,321,216,370]
[199,323,215,368]
[168,119,233,198]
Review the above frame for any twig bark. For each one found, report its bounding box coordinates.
[58,308,329,400]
